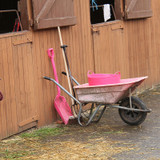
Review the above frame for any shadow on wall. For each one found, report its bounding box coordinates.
[0,92,3,101]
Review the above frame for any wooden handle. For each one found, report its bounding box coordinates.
[57,27,77,117]
[57,27,73,98]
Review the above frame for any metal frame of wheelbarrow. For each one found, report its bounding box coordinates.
[43,76,151,126]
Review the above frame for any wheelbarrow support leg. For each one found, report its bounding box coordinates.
[78,104,106,126]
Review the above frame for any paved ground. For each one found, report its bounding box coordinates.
[101,90,160,160]
[0,86,160,160]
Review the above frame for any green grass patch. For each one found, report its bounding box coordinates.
[1,149,33,160]
[20,127,64,139]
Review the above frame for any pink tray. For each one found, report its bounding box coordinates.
[88,71,121,86]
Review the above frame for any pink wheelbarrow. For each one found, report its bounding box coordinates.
[44,46,151,126]
[44,75,151,126]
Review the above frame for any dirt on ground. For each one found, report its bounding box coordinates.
[0,85,160,160]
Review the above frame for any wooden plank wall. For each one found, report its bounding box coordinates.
[92,0,160,89]
[1,0,160,139]
[31,0,94,127]
[0,0,93,139]
[122,0,160,87]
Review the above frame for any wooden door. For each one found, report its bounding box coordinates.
[12,32,38,133]
[92,22,129,78]
[0,32,38,139]
[0,37,18,139]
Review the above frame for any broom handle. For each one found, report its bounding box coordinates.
[57,27,76,116]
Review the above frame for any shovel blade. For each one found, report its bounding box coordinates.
[54,96,73,125]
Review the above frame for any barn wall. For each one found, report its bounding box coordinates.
[92,0,160,89]
[1,0,160,139]
[125,0,160,87]
[25,0,160,127]
[0,0,94,139]
[31,0,94,127]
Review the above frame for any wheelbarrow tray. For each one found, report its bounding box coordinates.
[74,76,148,104]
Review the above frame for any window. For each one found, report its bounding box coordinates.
[0,0,77,34]
[90,0,120,24]
[90,0,152,25]
[0,0,23,34]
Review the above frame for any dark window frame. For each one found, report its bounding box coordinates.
[0,0,24,34]
[90,0,122,25]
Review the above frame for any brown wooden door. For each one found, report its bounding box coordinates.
[92,22,129,78]
[0,37,18,139]
[12,32,38,133]
[0,32,38,139]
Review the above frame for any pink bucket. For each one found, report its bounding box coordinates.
[88,71,121,86]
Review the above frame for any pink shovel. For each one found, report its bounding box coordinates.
[47,48,73,125]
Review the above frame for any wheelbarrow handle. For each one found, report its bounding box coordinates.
[43,76,81,104]
[62,72,80,85]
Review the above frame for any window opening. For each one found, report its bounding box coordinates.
[90,0,116,24]
[0,0,23,34]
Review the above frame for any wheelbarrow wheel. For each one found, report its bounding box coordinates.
[119,96,147,125]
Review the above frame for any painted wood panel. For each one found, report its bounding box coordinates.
[31,0,94,126]
[0,32,38,139]
[12,38,38,132]
[0,37,18,139]
[92,21,129,78]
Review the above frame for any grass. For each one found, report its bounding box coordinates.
[0,126,65,159]
[1,149,33,160]
[20,127,64,139]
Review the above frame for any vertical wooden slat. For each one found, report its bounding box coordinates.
[5,37,18,135]
[0,39,8,139]
[32,31,47,126]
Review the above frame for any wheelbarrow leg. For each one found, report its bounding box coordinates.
[92,105,107,123]
[78,104,106,126]
[88,103,95,118]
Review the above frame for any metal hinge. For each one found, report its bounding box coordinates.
[92,28,100,35]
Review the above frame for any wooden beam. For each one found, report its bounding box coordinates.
[19,115,39,127]
[34,17,77,30]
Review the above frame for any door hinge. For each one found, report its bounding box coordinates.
[92,28,100,35]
